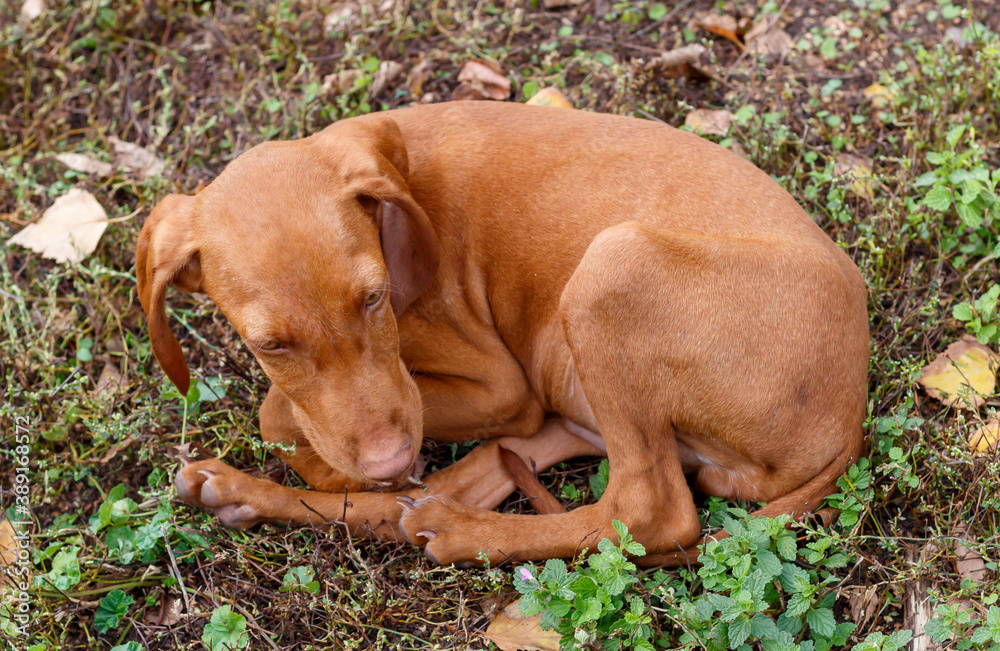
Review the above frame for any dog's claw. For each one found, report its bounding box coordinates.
[416,529,436,541]
[397,496,416,510]
[197,469,217,479]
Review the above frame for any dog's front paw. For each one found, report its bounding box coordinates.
[175,458,267,529]
[398,495,499,567]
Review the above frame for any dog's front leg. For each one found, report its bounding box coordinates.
[174,420,602,541]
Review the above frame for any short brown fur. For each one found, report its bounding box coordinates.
[136,102,869,566]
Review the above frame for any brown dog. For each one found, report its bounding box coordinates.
[137,101,868,566]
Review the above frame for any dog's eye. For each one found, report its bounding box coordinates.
[258,341,282,351]
[365,291,383,308]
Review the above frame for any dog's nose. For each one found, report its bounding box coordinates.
[359,438,413,481]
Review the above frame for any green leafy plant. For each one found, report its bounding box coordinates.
[654,515,854,651]
[870,405,924,493]
[912,124,1000,265]
[281,566,321,595]
[590,459,610,500]
[927,603,1000,650]
[34,546,81,591]
[953,284,1000,344]
[851,630,913,651]
[110,643,143,651]
[515,517,870,650]
[202,605,250,651]
[95,588,134,634]
[515,520,654,650]
[824,458,873,528]
[88,484,209,565]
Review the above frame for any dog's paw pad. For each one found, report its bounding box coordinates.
[175,468,195,500]
[200,477,222,507]
[214,503,260,529]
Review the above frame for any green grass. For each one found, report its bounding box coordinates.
[2,0,999,649]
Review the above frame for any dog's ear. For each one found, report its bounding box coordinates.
[347,118,439,315]
[136,194,202,395]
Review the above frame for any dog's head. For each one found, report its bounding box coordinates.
[137,116,438,485]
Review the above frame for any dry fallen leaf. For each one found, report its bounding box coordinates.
[692,11,744,48]
[483,599,561,651]
[454,59,511,101]
[745,14,793,57]
[406,59,432,97]
[323,69,362,96]
[917,336,999,409]
[525,87,574,109]
[863,83,895,109]
[834,154,875,201]
[145,595,184,626]
[7,188,109,263]
[95,361,124,397]
[0,518,18,579]
[685,109,732,136]
[55,152,113,177]
[20,0,45,21]
[370,60,404,97]
[953,524,987,584]
[653,43,707,70]
[845,585,880,629]
[110,137,165,179]
[324,2,357,32]
[970,418,1000,454]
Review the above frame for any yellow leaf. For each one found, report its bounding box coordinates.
[525,87,574,109]
[482,599,562,651]
[0,518,19,589]
[917,336,999,409]
[970,419,1000,454]
[834,154,875,201]
[863,83,894,108]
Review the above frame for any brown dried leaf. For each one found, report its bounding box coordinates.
[0,518,17,580]
[99,435,136,464]
[692,11,744,48]
[371,60,404,97]
[845,585,879,629]
[7,188,109,263]
[953,525,987,584]
[745,14,793,57]
[455,59,511,101]
[525,87,574,109]
[834,154,875,201]
[970,418,1000,454]
[406,59,432,97]
[95,361,124,397]
[651,44,706,70]
[685,109,732,136]
[917,336,999,409]
[323,69,362,96]
[483,599,561,651]
[55,153,113,177]
[110,137,165,179]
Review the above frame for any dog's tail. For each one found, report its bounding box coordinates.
[637,440,865,568]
